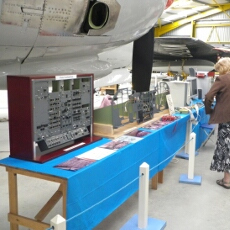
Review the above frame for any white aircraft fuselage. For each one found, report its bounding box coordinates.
[0,0,169,89]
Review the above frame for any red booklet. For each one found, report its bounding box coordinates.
[55,157,95,171]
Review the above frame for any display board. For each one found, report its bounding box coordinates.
[7,74,100,162]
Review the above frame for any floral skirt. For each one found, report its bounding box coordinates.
[210,122,230,173]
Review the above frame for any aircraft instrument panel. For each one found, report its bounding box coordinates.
[7,74,100,162]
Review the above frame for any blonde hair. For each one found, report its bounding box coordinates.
[214,57,230,75]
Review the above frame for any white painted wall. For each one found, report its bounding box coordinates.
[0,90,8,120]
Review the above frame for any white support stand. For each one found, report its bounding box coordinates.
[138,162,149,228]
[120,163,166,230]
[50,215,66,230]
[179,133,202,185]
[176,119,198,159]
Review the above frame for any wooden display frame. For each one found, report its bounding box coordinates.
[5,166,67,230]
[93,110,169,139]
[2,165,163,230]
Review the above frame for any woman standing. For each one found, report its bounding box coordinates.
[205,57,230,189]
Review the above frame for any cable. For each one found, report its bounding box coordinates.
[192,121,199,133]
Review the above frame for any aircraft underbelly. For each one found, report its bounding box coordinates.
[0,0,166,46]
[0,0,43,46]
[0,0,168,91]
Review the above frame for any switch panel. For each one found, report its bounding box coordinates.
[7,74,98,162]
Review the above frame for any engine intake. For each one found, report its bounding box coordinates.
[82,0,120,36]
[88,2,109,30]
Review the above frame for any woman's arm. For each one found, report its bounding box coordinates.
[204,77,222,114]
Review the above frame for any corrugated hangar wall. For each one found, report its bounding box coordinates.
[162,10,230,45]
[163,24,191,36]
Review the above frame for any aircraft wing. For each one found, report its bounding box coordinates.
[213,47,230,53]
[154,36,220,63]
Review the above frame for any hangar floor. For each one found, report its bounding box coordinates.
[0,121,229,230]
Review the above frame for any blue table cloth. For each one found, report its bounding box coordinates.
[0,106,210,230]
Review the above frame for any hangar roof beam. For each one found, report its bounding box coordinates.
[155,3,230,37]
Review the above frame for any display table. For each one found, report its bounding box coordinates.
[0,106,210,230]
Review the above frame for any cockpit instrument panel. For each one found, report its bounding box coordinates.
[7,74,99,162]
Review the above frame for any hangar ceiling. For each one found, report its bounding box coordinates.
[159,0,212,25]
[156,0,230,38]
[194,0,230,4]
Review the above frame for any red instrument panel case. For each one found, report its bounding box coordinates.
[7,74,100,163]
